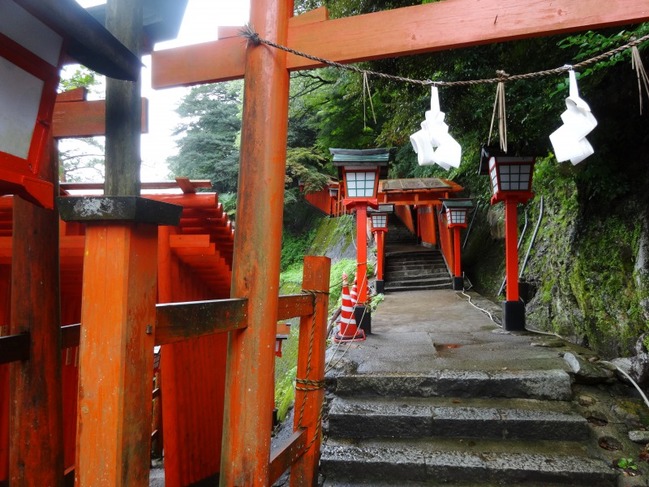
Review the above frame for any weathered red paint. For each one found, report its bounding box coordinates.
[9,136,63,487]
[152,0,649,88]
[453,227,462,278]
[75,223,157,487]
[417,206,437,247]
[219,0,293,483]
[356,205,369,303]
[505,200,520,302]
[375,230,386,282]
[290,256,330,486]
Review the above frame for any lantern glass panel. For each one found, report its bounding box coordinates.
[489,158,499,194]
[0,60,43,159]
[447,208,467,225]
[372,214,387,229]
[0,1,64,66]
[346,171,376,198]
[1,0,64,160]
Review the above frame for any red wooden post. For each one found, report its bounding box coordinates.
[219,0,293,483]
[453,226,462,279]
[376,230,385,283]
[291,256,330,486]
[504,199,519,303]
[58,197,181,487]
[9,136,63,487]
[356,205,368,303]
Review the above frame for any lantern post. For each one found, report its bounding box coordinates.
[331,148,391,333]
[487,154,535,331]
[369,204,393,294]
[440,199,473,291]
[328,181,340,216]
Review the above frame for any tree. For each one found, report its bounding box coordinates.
[58,67,106,182]
[167,82,243,193]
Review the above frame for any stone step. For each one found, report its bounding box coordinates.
[385,251,440,258]
[385,268,449,280]
[320,437,617,486]
[333,369,573,401]
[384,283,452,292]
[385,258,446,269]
[384,277,452,290]
[328,396,590,442]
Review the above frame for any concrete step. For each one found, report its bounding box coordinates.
[320,437,617,486]
[328,396,590,442]
[333,369,573,401]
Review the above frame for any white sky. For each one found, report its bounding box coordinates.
[70,1,251,181]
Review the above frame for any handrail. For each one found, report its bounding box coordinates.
[520,195,544,279]
[0,293,319,364]
[0,257,330,486]
[462,201,480,249]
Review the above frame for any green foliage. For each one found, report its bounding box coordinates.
[617,457,638,471]
[285,147,331,193]
[218,192,237,220]
[309,214,356,256]
[167,82,243,193]
[58,67,97,93]
[281,229,317,271]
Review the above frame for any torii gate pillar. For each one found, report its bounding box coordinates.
[220,0,292,485]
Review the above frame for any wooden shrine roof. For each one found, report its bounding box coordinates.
[378,178,464,205]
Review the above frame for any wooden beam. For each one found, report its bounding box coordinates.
[155,298,248,345]
[8,136,63,486]
[219,0,292,482]
[75,222,158,487]
[277,294,314,320]
[268,430,306,485]
[52,99,148,139]
[152,0,649,87]
[290,256,330,485]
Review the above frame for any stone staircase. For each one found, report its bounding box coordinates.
[384,250,452,292]
[320,370,617,486]
[383,215,452,292]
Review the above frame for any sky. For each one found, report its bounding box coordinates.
[70,0,251,181]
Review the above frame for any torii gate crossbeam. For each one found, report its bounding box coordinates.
[149,1,649,485]
[152,0,649,88]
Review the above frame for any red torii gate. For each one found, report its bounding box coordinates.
[151,0,649,485]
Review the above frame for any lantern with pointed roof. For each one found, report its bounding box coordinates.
[0,0,142,208]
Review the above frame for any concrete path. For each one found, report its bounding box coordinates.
[328,289,572,377]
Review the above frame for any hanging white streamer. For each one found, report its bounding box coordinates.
[549,69,598,165]
[410,86,461,169]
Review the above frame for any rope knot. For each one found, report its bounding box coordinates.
[239,24,261,46]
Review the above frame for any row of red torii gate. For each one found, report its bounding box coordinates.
[1,0,647,485]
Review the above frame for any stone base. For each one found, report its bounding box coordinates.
[354,305,371,335]
[503,300,526,331]
[375,280,385,294]
[452,276,464,291]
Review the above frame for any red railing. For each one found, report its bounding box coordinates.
[0,256,329,486]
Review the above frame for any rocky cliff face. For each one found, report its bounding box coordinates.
[464,156,649,359]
